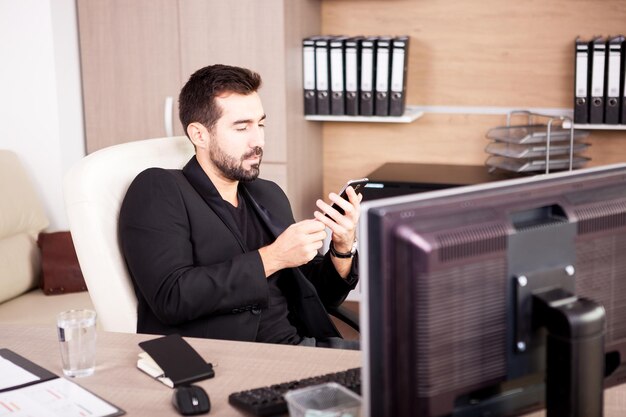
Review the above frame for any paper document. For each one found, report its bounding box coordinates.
[136,352,174,388]
[0,356,39,390]
[0,378,123,417]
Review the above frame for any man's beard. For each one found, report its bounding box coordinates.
[210,142,263,182]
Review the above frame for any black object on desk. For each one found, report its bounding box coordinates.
[363,162,515,201]
[139,334,215,388]
[229,367,360,417]
[172,385,211,416]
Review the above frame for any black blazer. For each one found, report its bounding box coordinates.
[119,157,358,341]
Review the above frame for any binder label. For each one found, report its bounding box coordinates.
[591,47,606,96]
[303,46,315,90]
[330,48,344,92]
[315,46,329,90]
[390,48,405,93]
[361,49,374,91]
[575,52,588,97]
[346,49,358,92]
[607,48,621,98]
[376,49,390,91]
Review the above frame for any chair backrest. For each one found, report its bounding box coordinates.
[64,136,194,333]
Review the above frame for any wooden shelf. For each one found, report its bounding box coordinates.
[571,123,626,130]
[305,105,423,123]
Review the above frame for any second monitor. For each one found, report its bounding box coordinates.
[360,164,626,417]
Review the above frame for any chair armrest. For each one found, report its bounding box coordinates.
[328,304,359,333]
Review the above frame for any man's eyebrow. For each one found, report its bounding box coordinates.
[232,114,266,125]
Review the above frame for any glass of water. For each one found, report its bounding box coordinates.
[57,309,97,377]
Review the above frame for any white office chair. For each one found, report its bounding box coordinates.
[64,136,194,333]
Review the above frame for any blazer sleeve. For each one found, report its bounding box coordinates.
[298,252,359,308]
[254,179,359,308]
[119,168,269,326]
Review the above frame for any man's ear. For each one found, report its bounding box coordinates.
[187,122,210,149]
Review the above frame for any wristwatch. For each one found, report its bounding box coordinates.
[329,240,358,258]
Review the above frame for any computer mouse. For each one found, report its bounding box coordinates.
[172,385,211,415]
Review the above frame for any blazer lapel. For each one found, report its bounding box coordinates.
[182,157,247,251]
[240,185,289,239]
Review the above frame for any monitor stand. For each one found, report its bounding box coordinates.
[533,288,605,417]
[453,287,605,417]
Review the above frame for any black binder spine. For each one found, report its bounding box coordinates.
[302,37,317,115]
[360,37,377,116]
[315,37,331,115]
[605,35,624,124]
[330,36,348,115]
[574,37,590,124]
[345,36,363,116]
[589,36,606,124]
[389,36,410,117]
[374,36,392,116]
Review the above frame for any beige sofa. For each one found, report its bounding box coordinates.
[0,150,92,326]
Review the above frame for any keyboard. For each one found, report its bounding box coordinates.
[228,367,361,417]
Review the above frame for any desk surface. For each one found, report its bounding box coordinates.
[1,325,360,416]
[4,324,626,417]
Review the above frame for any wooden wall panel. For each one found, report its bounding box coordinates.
[259,163,288,192]
[320,0,626,197]
[178,0,288,164]
[323,113,501,195]
[284,0,324,220]
[322,0,626,108]
[323,114,626,198]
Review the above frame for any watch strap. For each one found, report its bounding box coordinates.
[329,241,356,258]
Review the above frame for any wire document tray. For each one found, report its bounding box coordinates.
[484,110,590,175]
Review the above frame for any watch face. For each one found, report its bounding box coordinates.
[350,240,358,254]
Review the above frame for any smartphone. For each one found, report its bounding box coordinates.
[326,177,369,217]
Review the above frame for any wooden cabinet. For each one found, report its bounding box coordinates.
[77,0,323,220]
[77,0,183,152]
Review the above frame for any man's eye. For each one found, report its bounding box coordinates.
[259,124,265,128]
[236,126,247,131]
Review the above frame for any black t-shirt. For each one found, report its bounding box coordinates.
[224,190,301,345]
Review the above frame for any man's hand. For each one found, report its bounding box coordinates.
[314,185,362,252]
[258,219,327,277]
[313,186,362,278]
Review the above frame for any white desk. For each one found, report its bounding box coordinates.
[4,324,626,416]
[1,324,360,416]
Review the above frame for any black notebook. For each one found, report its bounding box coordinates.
[138,334,215,387]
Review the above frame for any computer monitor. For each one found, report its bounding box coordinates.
[359,164,626,417]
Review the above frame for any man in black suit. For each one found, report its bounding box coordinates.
[119,65,361,348]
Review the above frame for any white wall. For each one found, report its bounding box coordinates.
[0,0,85,231]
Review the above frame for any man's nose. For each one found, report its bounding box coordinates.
[249,125,265,148]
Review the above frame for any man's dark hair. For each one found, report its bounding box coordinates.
[179,64,262,137]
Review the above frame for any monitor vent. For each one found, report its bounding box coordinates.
[415,259,508,397]
[437,224,507,262]
[576,201,626,234]
[576,235,626,344]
